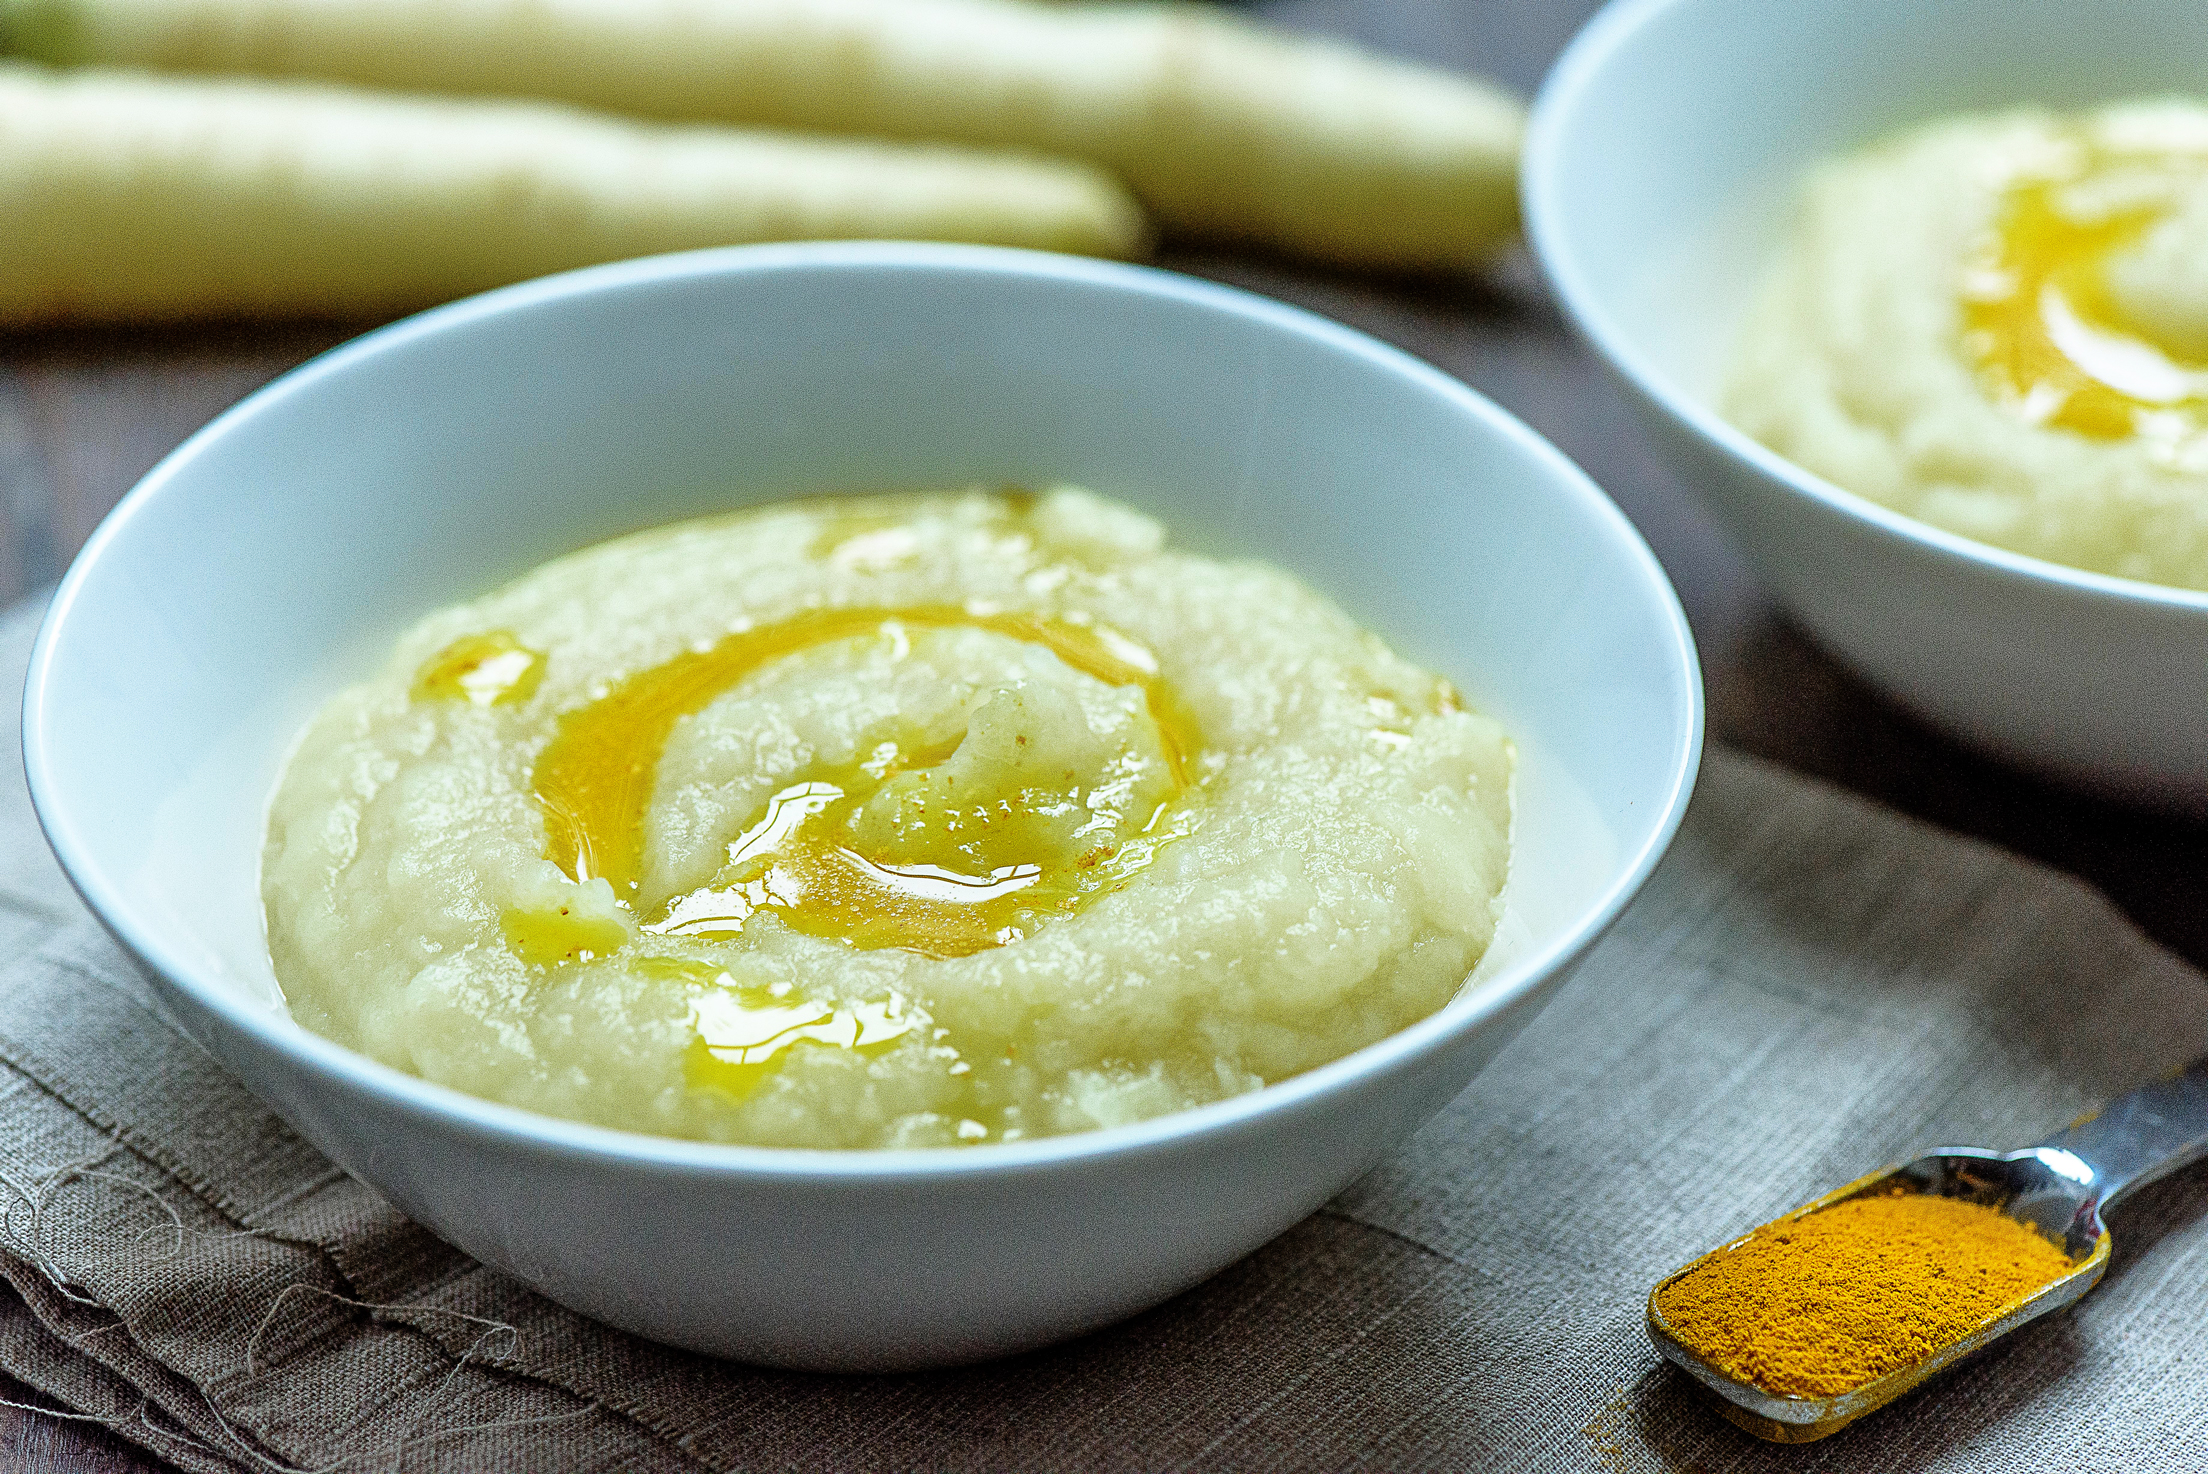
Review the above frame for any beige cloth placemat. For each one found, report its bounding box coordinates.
[0,594,2203,1473]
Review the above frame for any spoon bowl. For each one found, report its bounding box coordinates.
[1649,1057,2208,1441]
[1647,1157,2110,1443]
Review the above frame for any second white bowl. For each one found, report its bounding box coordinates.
[1526,0,2208,809]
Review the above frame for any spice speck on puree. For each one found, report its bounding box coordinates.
[1653,1188,2075,1398]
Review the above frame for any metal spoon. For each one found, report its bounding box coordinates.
[1646,1056,2208,1443]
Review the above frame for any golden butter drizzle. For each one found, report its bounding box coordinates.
[529,605,1202,959]
[686,990,915,1100]
[637,957,918,1102]
[501,903,626,966]
[412,629,547,707]
[1965,157,2208,442]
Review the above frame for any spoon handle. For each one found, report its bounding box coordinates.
[2037,1055,2208,1208]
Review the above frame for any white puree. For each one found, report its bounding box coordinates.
[263,489,1513,1148]
[1727,100,2208,590]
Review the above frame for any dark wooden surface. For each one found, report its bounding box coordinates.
[4,1,2205,1466]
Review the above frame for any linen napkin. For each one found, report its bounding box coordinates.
[0,592,2202,1473]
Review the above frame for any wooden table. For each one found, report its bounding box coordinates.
[5,1,2203,1466]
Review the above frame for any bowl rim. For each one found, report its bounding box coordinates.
[23,240,1704,1184]
[1523,0,2208,616]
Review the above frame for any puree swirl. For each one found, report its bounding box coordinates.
[263,489,1513,1148]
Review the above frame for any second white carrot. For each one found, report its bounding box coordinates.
[0,62,1149,324]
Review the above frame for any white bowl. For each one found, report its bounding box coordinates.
[24,243,1699,1370]
[1526,0,2208,809]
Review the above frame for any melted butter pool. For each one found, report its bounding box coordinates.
[1965,147,2208,444]
[529,605,1201,958]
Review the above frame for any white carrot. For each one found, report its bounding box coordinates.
[0,0,1525,271]
[0,62,1147,324]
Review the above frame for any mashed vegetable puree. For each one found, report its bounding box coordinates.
[262,488,1513,1148]
[1728,100,2208,589]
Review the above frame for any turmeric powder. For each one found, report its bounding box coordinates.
[1652,1187,2074,1397]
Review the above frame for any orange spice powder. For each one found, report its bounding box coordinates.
[1653,1188,2074,1398]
